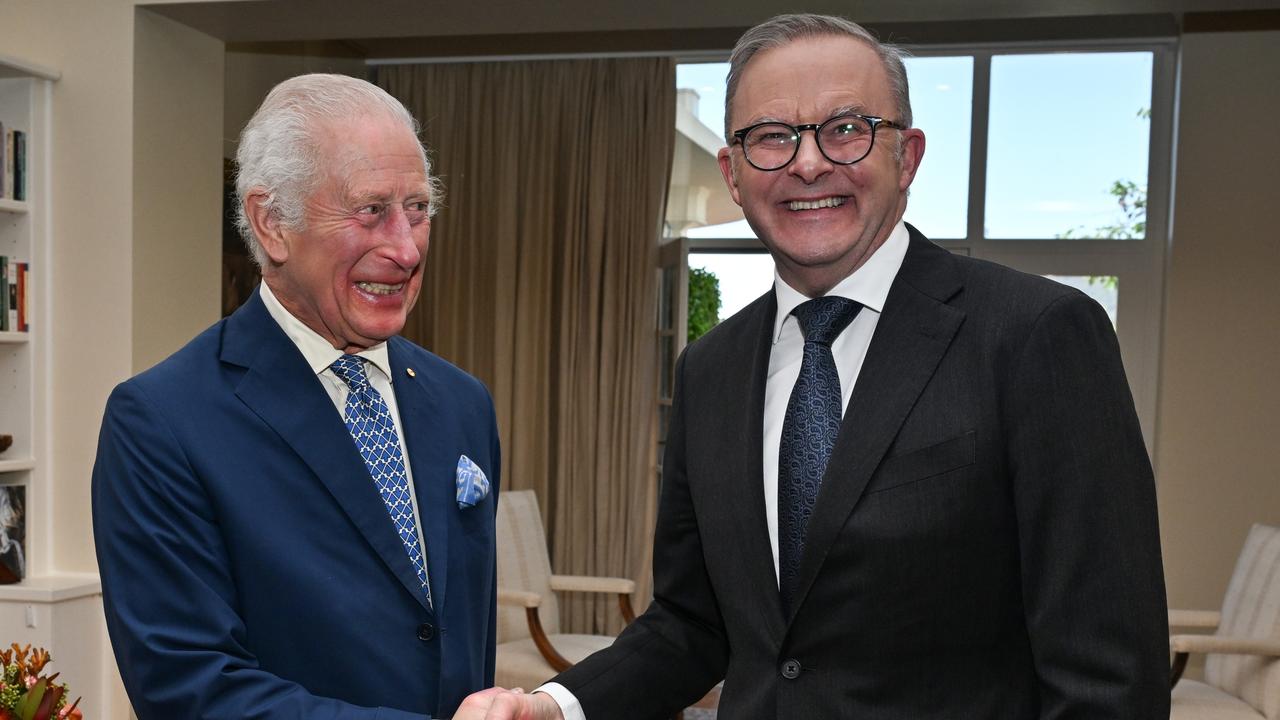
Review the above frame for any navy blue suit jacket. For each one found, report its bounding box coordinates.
[93,290,499,719]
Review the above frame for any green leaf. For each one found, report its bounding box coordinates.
[15,678,47,720]
[687,267,722,342]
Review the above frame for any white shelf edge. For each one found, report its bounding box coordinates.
[0,55,60,82]
[0,331,31,344]
[0,199,29,214]
[0,574,101,603]
[0,458,35,474]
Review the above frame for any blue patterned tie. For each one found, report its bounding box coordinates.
[330,354,431,606]
[778,297,861,614]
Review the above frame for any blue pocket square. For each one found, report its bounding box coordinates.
[455,455,489,509]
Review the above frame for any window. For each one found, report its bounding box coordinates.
[666,41,1174,448]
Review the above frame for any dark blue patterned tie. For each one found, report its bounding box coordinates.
[778,296,861,614]
[331,354,432,606]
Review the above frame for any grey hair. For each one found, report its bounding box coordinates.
[234,73,443,266]
[723,14,913,142]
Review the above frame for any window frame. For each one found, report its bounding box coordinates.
[674,38,1177,452]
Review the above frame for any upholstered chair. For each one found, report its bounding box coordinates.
[1170,523,1280,719]
[494,490,636,691]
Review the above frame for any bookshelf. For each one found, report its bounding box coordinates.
[0,53,56,589]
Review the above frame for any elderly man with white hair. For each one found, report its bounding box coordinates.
[93,73,500,719]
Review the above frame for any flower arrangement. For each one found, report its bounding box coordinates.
[0,645,81,720]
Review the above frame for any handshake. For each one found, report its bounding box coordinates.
[452,687,565,720]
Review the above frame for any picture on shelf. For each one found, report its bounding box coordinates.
[0,485,25,583]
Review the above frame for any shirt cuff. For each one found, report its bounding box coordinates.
[535,682,585,720]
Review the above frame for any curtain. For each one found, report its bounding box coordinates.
[378,57,674,634]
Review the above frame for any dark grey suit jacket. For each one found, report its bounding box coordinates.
[556,225,1169,718]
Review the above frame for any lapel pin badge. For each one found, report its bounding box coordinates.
[406,367,416,377]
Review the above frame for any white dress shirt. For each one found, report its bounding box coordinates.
[259,282,432,603]
[540,222,911,719]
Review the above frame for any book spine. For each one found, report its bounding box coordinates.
[5,256,15,332]
[2,130,11,202]
[16,262,27,332]
[0,255,8,332]
[12,130,25,202]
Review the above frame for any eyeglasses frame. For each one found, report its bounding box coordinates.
[730,114,907,172]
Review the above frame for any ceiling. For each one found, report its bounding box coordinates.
[145,0,1280,57]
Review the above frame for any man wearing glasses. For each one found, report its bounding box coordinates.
[460,13,1169,720]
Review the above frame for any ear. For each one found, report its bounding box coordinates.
[244,190,290,265]
[897,128,926,192]
[717,146,745,207]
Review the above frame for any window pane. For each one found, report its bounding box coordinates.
[676,63,729,139]
[689,253,775,323]
[674,62,750,237]
[987,52,1152,239]
[1044,275,1119,329]
[903,56,972,239]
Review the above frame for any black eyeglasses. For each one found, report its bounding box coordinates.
[730,114,906,171]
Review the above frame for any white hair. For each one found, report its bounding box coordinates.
[724,13,914,142]
[234,73,443,266]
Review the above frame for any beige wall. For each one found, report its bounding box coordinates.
[1157,30,1280,613]
[132,9,223,373]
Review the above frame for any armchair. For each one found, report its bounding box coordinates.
[494,490,636,691]
[1170,523,1280,719]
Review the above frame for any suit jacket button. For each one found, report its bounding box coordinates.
[781,659,801,679]
[417,623,436,642]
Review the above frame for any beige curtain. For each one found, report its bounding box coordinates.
[378,58,674,634]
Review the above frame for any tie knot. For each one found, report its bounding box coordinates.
[792,296,861,346]
[330,354,371,393]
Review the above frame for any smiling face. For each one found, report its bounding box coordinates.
[260,113,432,352]
[717,35,925,296]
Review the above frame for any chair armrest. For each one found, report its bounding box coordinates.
[497,588,542,609]
[1168,609,1221,629]
[548,574,637,624]
[497,587,571,672]
[1170,634,1280,657]
[549,574,636,595]
[1168,632,1280,688]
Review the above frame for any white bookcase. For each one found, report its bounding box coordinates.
[0,54,57,568]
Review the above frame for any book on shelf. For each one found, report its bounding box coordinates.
[17,262,28,332]
[2,127,10,201]
[12,130,25,202]
[0,255,7,331]
[4,257,14,332]
[0,256,27,333]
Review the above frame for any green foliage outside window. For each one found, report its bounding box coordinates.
[688,267,722,343]
[1054,107,1149,292]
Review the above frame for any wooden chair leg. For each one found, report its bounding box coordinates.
[525,607,572,672]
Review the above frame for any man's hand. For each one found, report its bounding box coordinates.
[453,687,565,720]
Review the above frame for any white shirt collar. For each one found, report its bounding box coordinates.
[771,220,910,343]
[259,282,393,380]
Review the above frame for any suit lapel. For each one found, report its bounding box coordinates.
[222,292,434,613]
[790,229,966,617]
[709,292,788,645]
[388,338,453,618]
